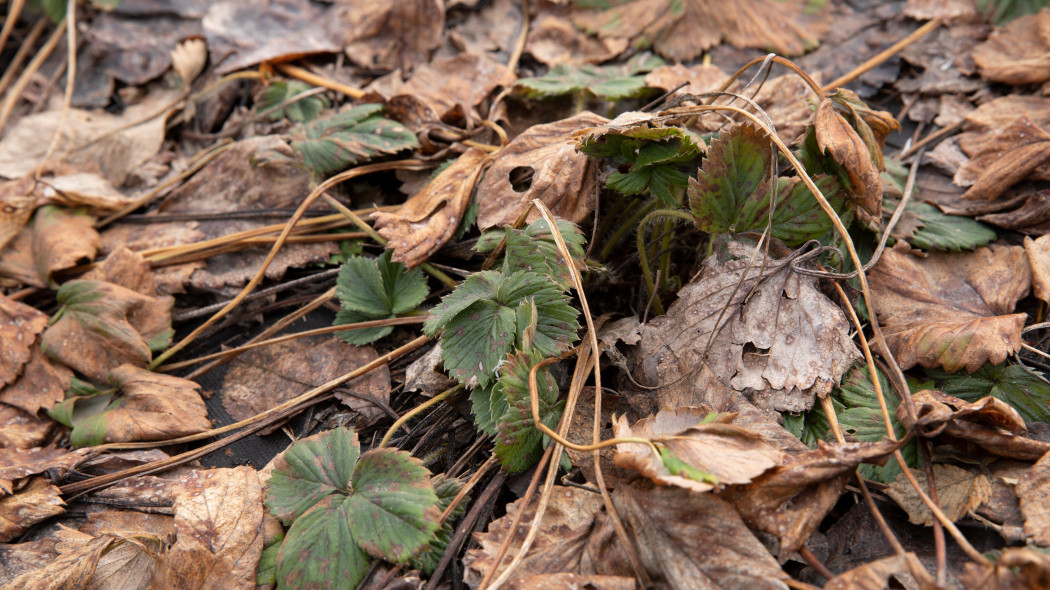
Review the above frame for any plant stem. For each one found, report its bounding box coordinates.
[635,209,694,316]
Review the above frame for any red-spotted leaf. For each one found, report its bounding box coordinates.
[275,495,370,590]
[265,427,361,525]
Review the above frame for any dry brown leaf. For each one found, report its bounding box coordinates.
[202,0,341,74]
[526,13,628,67]
[719,437,903,560]
[0,294,48,385]
[463,485,605,587]
[815,99,882,220]
[152,467,263,589]
[37,173,134,212]
[94,364,211,444]
[868,243,1030,373]
[635,238,860,413]
[644,64,729,97]
[0,445,90,495]
[82,246,175,352]
[0,345,71,415]
[572,0,829,61]
[505,573,636,590]
[401,343,454,396]
[80,510,176,540]
[1016,445,1050,546]
[885,463,992,527]
[0,538,61,585]
[383,53,516,124]
[221,334,390,431]
[972,8,1050,85]
[375,147,488,268]
[961,547,1050,589]
[3,532,117,589]
[1026,235,1050,305]
[0,405,55,449]
[338,0,445,73]
[476,112,606,230]
[958,115,1050,202]
[612,408,783,492]
[0,176,37,252]
[904,0,977,19]
[824,552,935,590]
[0,477,65,542]
[448,0,522,58]
[0,90,178,187]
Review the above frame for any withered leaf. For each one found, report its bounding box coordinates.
[868,243,1030,373]
[476,112,606,230]
[1026,234,1050,306]
[635,238,860,413]
[152,467,263,589]
[0,294,48,385]
[824,552,934,590]
[526,13,628,68]
[613,408,783,492]
[1017,450,1050,546]
[338,0,445,73]
[0,345,71,415]
[972,9,1050,85]
[573,0,829,61]
[0,477,65,542]
[815,99,882,220]
[375,148,488,268]
[958,115,1050,205]
[382,53,516,124]
[0,405,55,450]
[719,437,903,560]
[886,463,991,526]
[0,444,90,495]
[0,177,35,252]
[3,532,117,589]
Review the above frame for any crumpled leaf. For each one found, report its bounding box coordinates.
[868,243,1030,372]
[0,345,72,415]
[886,463,992,526]
[152,467,263,589]
[957,115,1050,205]
[613,408,783,492]
[1017,450,1050,546]
[0,477,65,542]
[375,148,488,268]
[424,270,578,388]
[719,437,904,560]
[3,533,118,589]
[48,364,211,447]
[636,237,860,413]
[338,0,444,73]
[972,8,1050,85]
[379,53,516,125]
[80,245,174,353]
[824,552,934,590]
[477,112,607,230]
[281,104,418,176]
[0,205,100,288]
[0,294,48,385]
[526,12,628,67]
[1026,234,1050,305]
[924,362,1050,424]
[333,251,429,344]
[815,99,883,221]
[572,0,829,61]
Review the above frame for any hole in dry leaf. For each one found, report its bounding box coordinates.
[509,166,535,193]
[742,342,770,357]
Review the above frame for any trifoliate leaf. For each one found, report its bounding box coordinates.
[492,349,565,473]
[276,495,370,590]
[424,271,578,388]
[265,427,361,525]
[410,475,469,574]
[516,55,664,100]
[334,251,429,345]
[475,218,586,290]
[925,362,1050,424]
[689,124,772,233]
[345,447,441,562]
[257,80,329,122]
[289,104,418,176]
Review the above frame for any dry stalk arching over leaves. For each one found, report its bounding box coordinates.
[2,2,1050,589]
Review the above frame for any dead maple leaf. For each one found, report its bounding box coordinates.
[815,99,882,221]
[1025,234,1050,306]
[868,242,1030,373]
[1017,451,1050,546]
[476,112,606,230]
[152,467,263,589]
[572,0,830,61]
[972,8,1050,85]
[612,407,783,492]
[635,238,860,413]
[0,477,64,543]
[824,552,935,590]
[0,294,48,385]
[375,147,488,268]
[220,334,390,431]
[886,463,992,526]
[337,0,445,73]
[719,437,903,560]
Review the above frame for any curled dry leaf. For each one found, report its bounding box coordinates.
[0,177,36,251]
[972,8,1050,85]
[375,148,488,268]
[170,38,207,85]
[613,408,783,492]
[815,99,882,220]
[1017,450,1050,546]
[476,112,606,230]
[1025,234,1050,305]
[0,477,65,542]
[572,0,829,61]
[886,463,992,527]
[719,437,904,560]
[868,243,1030,373]
[961,547,1050,589]
[382,54,516,124]
[526,13,628,68]
[824,552,935,590]
[0,445,90,495]
[0,346,71,415]
[635,238,860,413]
[0,294,48,385]
[338,0,445,73]
[0,205,100,288]
[152,467,263,589]
[958,115,1050,202]
[3,532,118,589]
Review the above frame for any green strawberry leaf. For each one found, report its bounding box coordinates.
[689,123,774,234]
[924,362,1050,424]
[516,54,663,100]
[469,383,500,436]
[883,196,996,252]
[346,447,441,562]
[265,427,361,525]
[424,271,578,388]
[288,104,418,175]
[834,366,916,483]
[257,80,329,122]
[410,475,469,574]
[255,528,284,586]
[475,218,587,291]
[333,251,429,345]
[276,495,370,590]
[492,349,565,473]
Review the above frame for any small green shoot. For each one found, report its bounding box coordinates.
[333,251,429,345]
[256,80,329,122]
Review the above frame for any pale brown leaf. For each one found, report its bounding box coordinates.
[4,533,117,590]
[972,9,1050,85]
[0,293,48,385]
[815,99,882,220]
[338,0,445,73]
[0,477,65,542]
[526,13,628,67]
[1017,447,1050,546]
[868,243,1030,372]
[96,364,211,444]
[0,445,90,495]
[0,345,71,414]
[0,405,55,450]
[824,552,935,590]
[1025,234,1050,306]
[958,115,1050,202]
[886,463,991,527]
